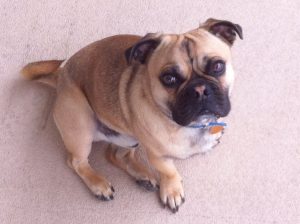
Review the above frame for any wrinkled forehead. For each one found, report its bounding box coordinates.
[154,30,232,74]
[184,30,232,62]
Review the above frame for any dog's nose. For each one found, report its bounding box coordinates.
[194,85,210,99]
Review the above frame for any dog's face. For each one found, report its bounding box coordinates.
[126,19,243,126]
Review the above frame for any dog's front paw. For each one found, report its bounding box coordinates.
[160,176,185,213]
[89,177,115,201]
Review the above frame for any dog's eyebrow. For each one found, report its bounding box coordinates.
[181,38,193,65]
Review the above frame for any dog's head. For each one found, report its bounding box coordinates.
[126,18,243,126]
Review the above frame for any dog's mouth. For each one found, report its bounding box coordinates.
[171,106,225,126]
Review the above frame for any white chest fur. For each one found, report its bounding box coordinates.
[162,127,223,159]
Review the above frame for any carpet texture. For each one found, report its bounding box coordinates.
[1,0,300,223]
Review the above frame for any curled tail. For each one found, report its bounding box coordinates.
[21,60,64,88]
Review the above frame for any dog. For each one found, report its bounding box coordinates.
[21,18,243,213]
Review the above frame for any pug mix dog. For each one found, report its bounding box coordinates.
[21,18,242,213]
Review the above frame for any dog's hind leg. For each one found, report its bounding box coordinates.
[106,145,159,191]
[53,83,114,201]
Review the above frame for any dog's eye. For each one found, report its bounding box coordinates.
[206,60,226,76]
[213,61,225,73]
[160,73,182,88]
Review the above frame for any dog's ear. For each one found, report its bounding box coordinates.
[125,33,161,65]
[200,18,243,45]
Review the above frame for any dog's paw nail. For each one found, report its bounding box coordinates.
[160,200,167,208]
[109,195,114,200]
[95,194,110,201]
[171,207,178,213]
[111,186,115,192]
[182,197,185,203]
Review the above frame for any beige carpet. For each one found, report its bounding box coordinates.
[1,0,300,223]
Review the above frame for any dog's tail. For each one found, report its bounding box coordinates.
[21,60,65,88]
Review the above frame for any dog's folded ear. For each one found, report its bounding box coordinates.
[200,18,243,45]
[125,33,161,65]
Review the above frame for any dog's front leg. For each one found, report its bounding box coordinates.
[147,152,185,213]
